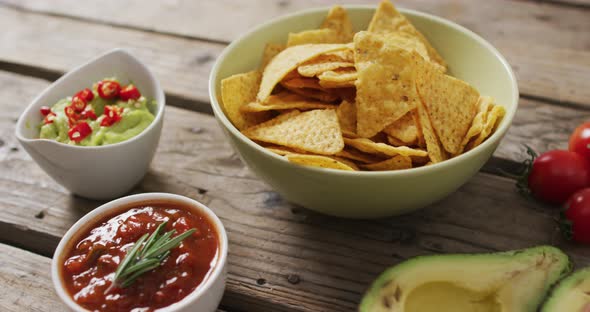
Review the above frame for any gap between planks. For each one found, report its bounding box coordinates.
[2,70,590,311]
[0,1,589,108]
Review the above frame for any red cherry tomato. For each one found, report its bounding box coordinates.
[40,106,51,116]
[97,80,121,99]
[564,188,590,244]
[528,150,590,204]
[81,109,97,120]
[75,88,94,102]
[68,121,92,142]
[570,122,590,162]
[71,95,87,113]
[119,84,141,101]
[43,112,56,124]
[100,105,122,127]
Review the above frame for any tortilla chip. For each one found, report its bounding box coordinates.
[287,29,341,47]
[468,104,506,149]
[243,109,344,155]
[384,32,430,62]
[221,71,272,130]
[458,96,493,153]
[298,61,354,77]
[386,135,407,147]
[321,5,354,43]
[383,110,419,144]
[335,147,382,164]
[361,155,412,171]
[240,93,335,113]
[415,93,447,163]
[319,79,356,89]
[263,144,312,156]
[261,43,285,70]
[326,48,354,62]
[283,85,340,102]
[318,69,357,82]
[336,100,356,135]
[353,31,418,138]
[368,0,446,70]
[258,44,347,102]
[344,137,427,157]
[416,61,479,155]
[286,154,358,171]
[281,77,323,90]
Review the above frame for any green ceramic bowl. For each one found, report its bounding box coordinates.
[209,6,518,218]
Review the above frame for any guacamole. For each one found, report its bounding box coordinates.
[39,78,156,146]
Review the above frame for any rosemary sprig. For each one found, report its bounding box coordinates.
[111,221,196,289]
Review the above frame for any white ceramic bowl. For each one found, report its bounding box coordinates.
[52,193,228,312]
[15,49,165,200]
[209,6,519,218]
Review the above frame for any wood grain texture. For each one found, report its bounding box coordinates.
[0,6,223,108]
[0,1,589,107]
[1,71,590,311]
[0,244,231,312]
[0,244,67,312]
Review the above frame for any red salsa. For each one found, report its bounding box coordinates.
[61,202,219,311]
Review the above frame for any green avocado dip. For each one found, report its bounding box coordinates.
[38,78,156,146]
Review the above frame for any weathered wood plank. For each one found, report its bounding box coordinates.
[540,0,590,7]
[1,0,589,106]
[0,244,231,312]
[0,6,223,110]
[0,244,67,312]
[2,71,590,311]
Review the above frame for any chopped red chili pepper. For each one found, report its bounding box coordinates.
[68,122,92,142]
[75,88,94,102]
[64,106,81,127]
[71,95,87,113]
[97,80,121,99]
[81,109,97,120]
[40,106,51,116]
[100,105,123,127]
[43,112,57,124]
[119,84,141,101]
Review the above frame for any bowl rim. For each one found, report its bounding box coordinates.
[15,48,166,150]
[51,192,229,312]
[209,5,519,178]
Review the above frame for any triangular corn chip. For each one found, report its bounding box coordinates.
[243,109,344,155]
[286,154,358,171]
[298,61,354,77]
[240,92,334,113]
[416,61,479,155]
[321,5,354,43]
[383,110,419,144]
[354,31,418,138]
[221,71,272,130]
[468,104,506,149]
[459,96,493,153]
[344,137,427,157]
[361,155,412,171]
[260,43,285,70]
[258,44,347,102]
[368,0,446,70]
[415,95,447,163]
[336,100,356,135]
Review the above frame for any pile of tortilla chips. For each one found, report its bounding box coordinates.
[220,0,506,171]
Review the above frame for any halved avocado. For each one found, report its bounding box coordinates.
[359,246,571,312]
[542,266,590,312]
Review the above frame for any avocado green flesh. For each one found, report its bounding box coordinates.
[542,267,590,312]
[359,246,571,312]
[39,87,155,146]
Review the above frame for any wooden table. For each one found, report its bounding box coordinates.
[1,0,589,311]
